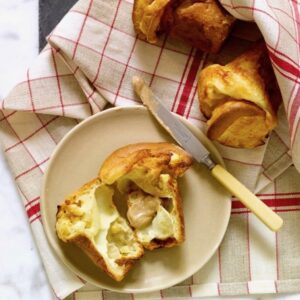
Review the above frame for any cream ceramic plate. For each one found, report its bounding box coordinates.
[41,106,231,293]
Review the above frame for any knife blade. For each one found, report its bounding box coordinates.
[132,76,283,232]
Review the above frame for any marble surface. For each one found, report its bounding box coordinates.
[0,0,52,299]
[0,1,300,300]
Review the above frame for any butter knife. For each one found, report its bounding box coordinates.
[132,76,283,232]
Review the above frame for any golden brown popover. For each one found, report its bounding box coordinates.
[198,43,281,148]
[99,142,193,250]
[133,0,235,53]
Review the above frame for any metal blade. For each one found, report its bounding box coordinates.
[132,77,216,169]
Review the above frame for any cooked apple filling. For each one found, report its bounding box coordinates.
[115,165,183,249]
[127,191,161,229]
[127,189,175,244]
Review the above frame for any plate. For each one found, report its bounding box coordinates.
[41,106,231,293]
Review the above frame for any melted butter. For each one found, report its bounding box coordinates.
[127,192,160,229]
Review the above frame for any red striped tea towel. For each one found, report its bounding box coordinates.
[0,0,300,299]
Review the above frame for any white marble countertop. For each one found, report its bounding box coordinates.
[1,1,300,299]
[0,0,52,299]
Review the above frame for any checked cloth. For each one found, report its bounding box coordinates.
[1,0,300,299]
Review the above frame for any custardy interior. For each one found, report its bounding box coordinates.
[114,153,183,247]
[128,191,176,245]
[56,181,143,278]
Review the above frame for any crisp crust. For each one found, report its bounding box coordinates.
[132,0,172,43]
[132,0,235,53]
[207,100,269,148]
[99,142,193,184]
[198,42,281,148]
[169,0,235,53]
[69,235,143,281]
[198,43,277,119]
[132,0,146,35]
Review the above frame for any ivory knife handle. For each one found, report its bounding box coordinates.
[211,164,283,232]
